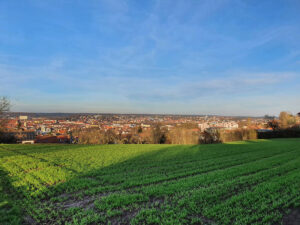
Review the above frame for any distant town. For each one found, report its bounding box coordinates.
[1,112,280,144]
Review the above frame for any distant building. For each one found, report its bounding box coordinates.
[6,119,18,129]
[35,135,70,144]
[19,115,28,120]
[223,122,239,129]
[41,126,52,134]
[198,123,210,131]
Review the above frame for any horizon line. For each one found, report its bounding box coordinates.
[6,111,269,118]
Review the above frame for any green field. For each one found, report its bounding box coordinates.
[0,139,299,225]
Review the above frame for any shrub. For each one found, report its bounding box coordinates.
[258,126,300,139]
[199,129,257,144]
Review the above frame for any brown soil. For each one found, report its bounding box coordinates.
[282,208,300,225]
[24,215,37,225]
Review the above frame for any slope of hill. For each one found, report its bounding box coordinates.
[0,139,299,224]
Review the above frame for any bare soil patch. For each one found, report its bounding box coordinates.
[24,215,37,225]
[282,208,300,225]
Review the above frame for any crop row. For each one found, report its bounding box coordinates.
[0,138,299,224]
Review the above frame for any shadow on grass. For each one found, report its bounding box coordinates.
[0,139,299,224]
[0,167,24,225]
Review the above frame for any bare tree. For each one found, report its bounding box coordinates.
[151,124,166,144]
[0,97,10,130]
[279,111,296,128]
[267,119,279,130]
[0,97,14,143]
[0,97,10,115]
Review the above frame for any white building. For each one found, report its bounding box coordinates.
[19,115,28,120]
[198,123,210,131]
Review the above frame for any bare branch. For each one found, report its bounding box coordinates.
[0,97,10,115]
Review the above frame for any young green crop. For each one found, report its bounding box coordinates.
[0,138,299,224]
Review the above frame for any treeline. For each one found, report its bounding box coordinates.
[73,110,300,145]
[202,129,257,144]
[261,111,300,139]
[72,125,259,145]
[267,111,299,130]
[258,126,300,139]
[0,132,16,143]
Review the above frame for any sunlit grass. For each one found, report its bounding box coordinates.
[0,139,299,224]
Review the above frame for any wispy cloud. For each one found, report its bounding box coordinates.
[125,72,298,102]
[1,0,300,115]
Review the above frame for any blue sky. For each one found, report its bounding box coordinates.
[0,0,300,116]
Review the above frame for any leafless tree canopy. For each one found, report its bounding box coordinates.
[279,111,296,128]
[0,97,10,131]
[0,97,10,115]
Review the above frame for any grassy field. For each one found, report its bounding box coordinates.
[0,139,299,225]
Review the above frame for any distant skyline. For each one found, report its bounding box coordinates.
[1,0,300,116]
